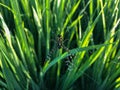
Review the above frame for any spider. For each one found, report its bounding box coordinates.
[56,34,63,49]
[46,34,75,70]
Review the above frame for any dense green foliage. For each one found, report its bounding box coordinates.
[0,0,120,90]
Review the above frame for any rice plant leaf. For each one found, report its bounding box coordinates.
[42,43,112,75]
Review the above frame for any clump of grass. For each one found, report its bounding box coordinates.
[0,0,120,90]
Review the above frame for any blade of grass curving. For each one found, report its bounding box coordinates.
[42,43,111,75]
